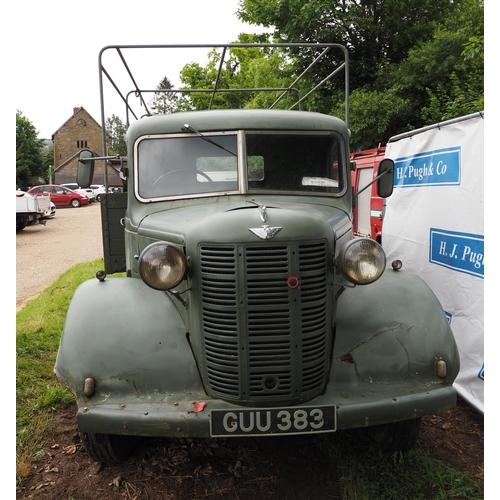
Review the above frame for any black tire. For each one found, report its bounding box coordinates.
[71,198,81,208]
[80,432,141,464]
[368,417,422,452]
[16,217,28,231]
[96,194,101,202]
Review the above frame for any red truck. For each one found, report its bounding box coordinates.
[350,146,386,243]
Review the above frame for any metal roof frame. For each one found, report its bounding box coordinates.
[96,43,349,185]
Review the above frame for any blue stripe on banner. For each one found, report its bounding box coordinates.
[429,228,484,278]
[394,146,461,187]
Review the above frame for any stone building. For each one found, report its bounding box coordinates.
[52,107,124,188]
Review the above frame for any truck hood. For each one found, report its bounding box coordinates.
[136,199,351,244]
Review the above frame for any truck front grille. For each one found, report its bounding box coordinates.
[199,241,330,404]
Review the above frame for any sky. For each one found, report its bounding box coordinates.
[11,0,267,140]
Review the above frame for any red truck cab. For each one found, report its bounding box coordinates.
[350,146,386,243]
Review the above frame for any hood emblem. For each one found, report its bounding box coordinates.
[248,204,281,239]
[259,205,268,222]
[249,225,282,240]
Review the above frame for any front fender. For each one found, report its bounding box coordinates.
[54,277,204,405]
[333,269,460,387]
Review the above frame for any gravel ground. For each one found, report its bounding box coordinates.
[16,202,103,311]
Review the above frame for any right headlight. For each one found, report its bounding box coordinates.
[336,238,386,285]
[138,242,187,290]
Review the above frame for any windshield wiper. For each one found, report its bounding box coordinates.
[181,124,237,156]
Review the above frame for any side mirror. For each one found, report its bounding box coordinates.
[377,158,394,198]
[77,150,95,188]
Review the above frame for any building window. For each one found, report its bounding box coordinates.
[77,119,86,126]
[77,140,88,148]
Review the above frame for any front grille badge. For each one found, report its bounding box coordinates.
[249,225,282,240]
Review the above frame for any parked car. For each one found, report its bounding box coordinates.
[89,184,107,201]
[46,202,57,218]
[28,185,89,207]
[60,183,96,203]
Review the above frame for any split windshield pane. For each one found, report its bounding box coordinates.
[246,133,343,194]
[137,134,238,199]
[137,132,343,199]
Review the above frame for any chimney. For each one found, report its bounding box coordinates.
[73,107,79,115]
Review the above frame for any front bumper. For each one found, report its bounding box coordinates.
[77,384,456,438]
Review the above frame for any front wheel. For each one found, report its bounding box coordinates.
[367,417,422,452]
[71,199,81,208]
[80,432,141,464]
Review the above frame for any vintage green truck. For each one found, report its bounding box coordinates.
[54,43,459,464]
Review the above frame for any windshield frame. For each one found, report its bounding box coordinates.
[134,129,347,202]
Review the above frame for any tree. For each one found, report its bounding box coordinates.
[145,0,482,150]
[149,77,180,114]
[236,0,483,149]
[237,0,458,91]
[179,34,299,111]
[16,111,45,190]
[105,115,127,156]
[334,87,412,151]
[333,0,483,150]
[43,145,54,183]
[383,0,483,129]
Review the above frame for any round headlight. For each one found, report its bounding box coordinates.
[336,238,386,285]
[138,242,187,290]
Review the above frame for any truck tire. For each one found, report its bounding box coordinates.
[80,432,141,464]
[16,217,28,231]
[367,417,422,452]
[71,199,81,208]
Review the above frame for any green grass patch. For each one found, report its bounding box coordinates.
[16,260,106,483]
[316,428,483,499]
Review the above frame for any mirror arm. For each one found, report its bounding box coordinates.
[355,166,393,198]
[80,155,122,162]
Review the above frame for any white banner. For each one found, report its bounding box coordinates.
[383,112,484,413]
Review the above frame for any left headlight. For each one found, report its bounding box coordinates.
[336,238,386,285]
[138,242,187,290]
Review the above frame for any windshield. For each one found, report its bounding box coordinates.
[137,134,238,199]
[136,131,344,200]
[246,133,342,194]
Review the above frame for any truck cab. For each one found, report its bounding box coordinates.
[54,44,459,464]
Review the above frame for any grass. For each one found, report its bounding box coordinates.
[324,434,484,499]
[16,260,483,499]
[16,259,105,483]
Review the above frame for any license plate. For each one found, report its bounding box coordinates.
[210,405,336,437]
